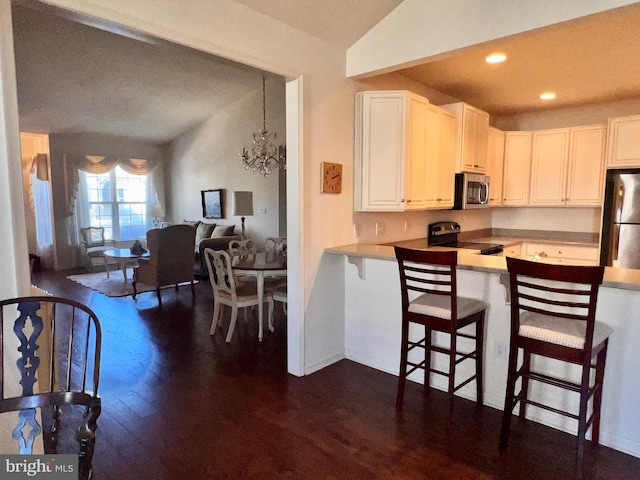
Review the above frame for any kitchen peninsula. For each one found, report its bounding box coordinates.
[325,240,640,459]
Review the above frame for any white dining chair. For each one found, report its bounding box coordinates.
[204,248,273,342]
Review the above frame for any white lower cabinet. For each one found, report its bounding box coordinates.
[523,243,599,265]
[500,243,522,258]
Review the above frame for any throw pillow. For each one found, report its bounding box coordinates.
[183,220,200,229]
[211,224,236,237]
[196,222,216,243]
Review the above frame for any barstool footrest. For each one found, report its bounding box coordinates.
[520,369,584,394]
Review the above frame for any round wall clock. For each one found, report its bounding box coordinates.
[321,161,342,193]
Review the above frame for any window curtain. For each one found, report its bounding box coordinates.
[28,154,54,269]
[63,154,164,267]
[63,153,161,217]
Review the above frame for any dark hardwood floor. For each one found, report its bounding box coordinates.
[30,268,640,479]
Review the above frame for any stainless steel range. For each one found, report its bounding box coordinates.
[428,221,503,255]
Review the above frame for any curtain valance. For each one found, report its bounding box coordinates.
[63,154,161,216]
[64,154,159,175]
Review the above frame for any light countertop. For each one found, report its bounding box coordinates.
[325,242,640,291]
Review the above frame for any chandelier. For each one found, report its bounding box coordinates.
[240,76,286,176]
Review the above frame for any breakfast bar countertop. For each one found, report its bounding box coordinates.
[325,242,640,292]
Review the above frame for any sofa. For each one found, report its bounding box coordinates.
[183,220,240,278]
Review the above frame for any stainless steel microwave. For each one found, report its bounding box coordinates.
[453,173,490,209]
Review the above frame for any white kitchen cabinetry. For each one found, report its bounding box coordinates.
[607,114,640,168]
[425,105,457,208]
[529,126,606,207]
[566,125,606,206]
[441,102,489,174]
[404,94,430,210]
[486,127,505,206]
[502,132,532,206]
[523,243,599,265]
[501,243,522,258]
[355,91,429,211]
[530,129,570,206]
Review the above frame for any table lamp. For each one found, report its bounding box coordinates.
[233,191,254,238]
[149,202,165,229]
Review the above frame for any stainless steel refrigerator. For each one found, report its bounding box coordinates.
[601,169,640,268]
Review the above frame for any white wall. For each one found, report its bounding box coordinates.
[0,0,30,298]
[167,76,285,248]
[495,98,640,131]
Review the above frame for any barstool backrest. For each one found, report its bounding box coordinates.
[395,246,459,328]
[506,257,605,358]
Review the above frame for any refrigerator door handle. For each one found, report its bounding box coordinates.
[612,223,620,261]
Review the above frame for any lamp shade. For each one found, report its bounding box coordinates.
[149,202,165,217]
[233,191,254,216]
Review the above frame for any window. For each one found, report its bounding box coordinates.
[82,166,149,240]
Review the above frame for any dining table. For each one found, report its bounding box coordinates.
[231,251,287,341]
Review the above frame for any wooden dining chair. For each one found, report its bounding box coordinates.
[394,247,486,410]
[264,236,286,254]
[0,296,102,480]
[228,238,257,257]
[204,248,274,343]
[500,257,612,469]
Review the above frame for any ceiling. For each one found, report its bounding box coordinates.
[11,4,271,143]
[396,3,640,116]
[11,1,640,143]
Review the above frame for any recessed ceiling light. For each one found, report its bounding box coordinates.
[485,53,507,64]
[540,92,557,101]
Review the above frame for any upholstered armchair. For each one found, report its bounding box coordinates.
[132,224,196,306]
[80,226,115,272]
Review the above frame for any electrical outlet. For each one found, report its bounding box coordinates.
[493,341,506,359]
[376,222,385,236]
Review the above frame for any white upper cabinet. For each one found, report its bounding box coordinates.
[529,126,606,206]
[404,94,430,210]
[607,115,640,168]
[502,132,532,206]
[441,102,490,174]
[566,125,606,206]
[486,127,505,206]
[354,91,429,211]
[530,129,570,206]
[425,105,457,209]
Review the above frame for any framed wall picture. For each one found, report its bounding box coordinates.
[201,189,224,219]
